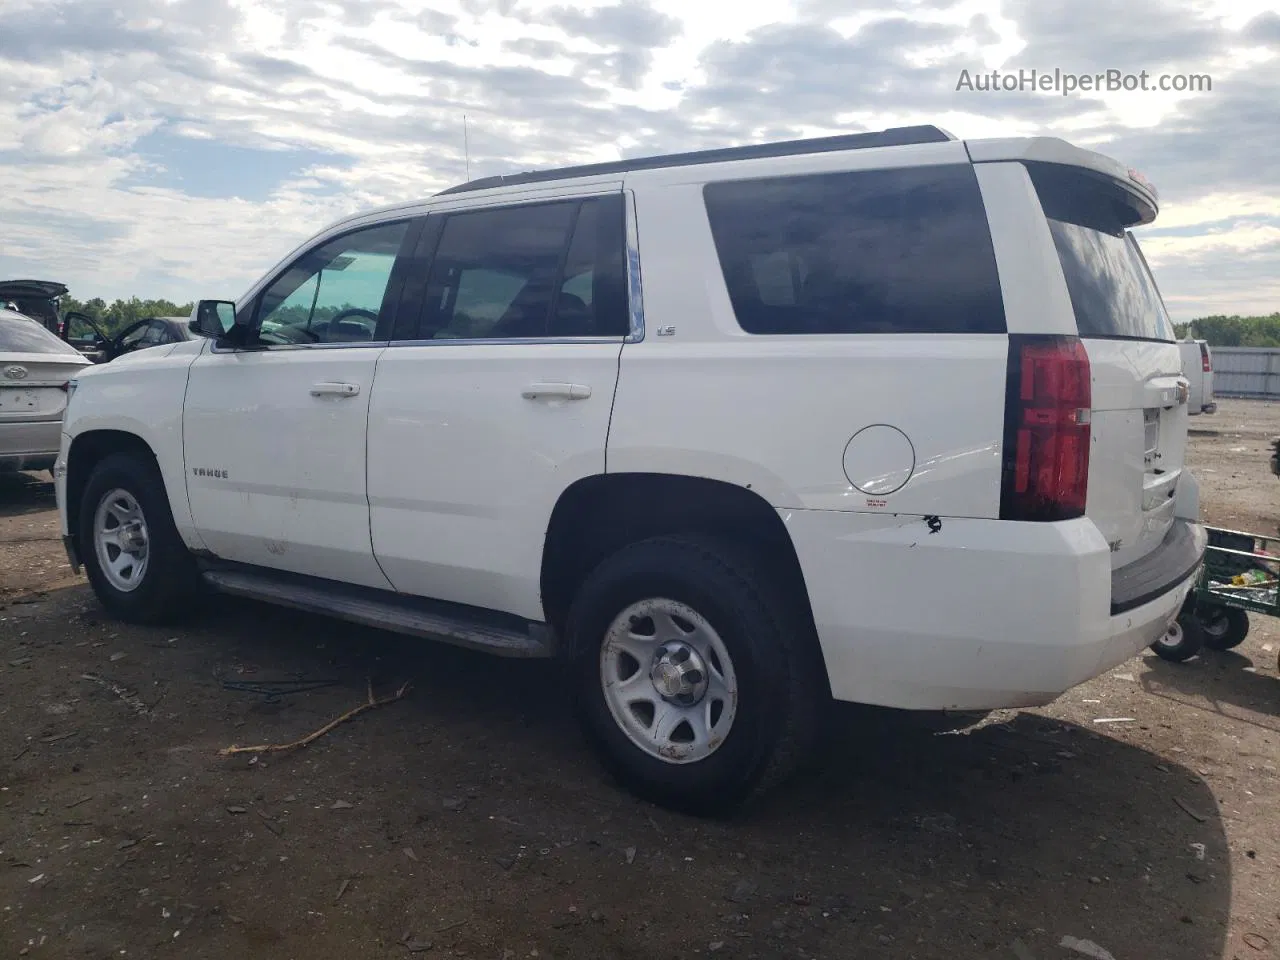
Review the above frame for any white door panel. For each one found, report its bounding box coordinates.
[368,343,621,620]
[367,192,628,619]
[183,347,393,587]
[182,216,416,587]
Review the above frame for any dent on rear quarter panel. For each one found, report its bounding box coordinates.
[68,343,205,550]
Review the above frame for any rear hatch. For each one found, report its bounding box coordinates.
[0,279,68,333]
[0,311,88,422]
[1027,162,1186,570]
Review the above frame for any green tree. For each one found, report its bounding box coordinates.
[59,294,193,337]
[1178,314,1280,347]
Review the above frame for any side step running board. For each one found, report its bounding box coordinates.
[201,567,555,658]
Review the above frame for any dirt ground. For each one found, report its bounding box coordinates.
[1,400,1278,960]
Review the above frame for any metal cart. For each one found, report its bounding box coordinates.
[1151,525,1278,662]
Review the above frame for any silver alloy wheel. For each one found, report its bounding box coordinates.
[599,597,739,765]
[93,488,150,593]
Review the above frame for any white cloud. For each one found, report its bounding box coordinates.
[0,0,1274,322]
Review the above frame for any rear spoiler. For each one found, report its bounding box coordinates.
[965,136,1158,226]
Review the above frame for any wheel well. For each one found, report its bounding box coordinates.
[66,431,159,543]
[541,472,821,651]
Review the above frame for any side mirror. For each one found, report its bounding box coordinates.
[192,300,239,339]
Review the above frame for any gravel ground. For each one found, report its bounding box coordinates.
[1,401,1278,960]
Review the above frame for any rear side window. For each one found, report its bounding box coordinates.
[411,195,628,340]
[1029,163,1174,343]
[0,312,83,355]
[703,164,1006,335]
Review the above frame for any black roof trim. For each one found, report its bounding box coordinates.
[435,125,956,197]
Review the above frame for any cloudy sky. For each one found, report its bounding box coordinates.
[0,0,1277,321]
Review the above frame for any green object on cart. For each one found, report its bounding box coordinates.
[1192,526,1280,618]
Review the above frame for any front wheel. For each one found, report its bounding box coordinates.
[567,535,822,816]
[1150,612,1205,663]
[79,453,201,624]
[1199,606,1250,651]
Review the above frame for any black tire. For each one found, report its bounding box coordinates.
[1199,606,1250,651]
[1149,612,1205,663]
[79,452,201,624]
[566,535,823,817]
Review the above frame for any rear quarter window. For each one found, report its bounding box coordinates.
[1028,162,1174,343]
[702,164,1006,335]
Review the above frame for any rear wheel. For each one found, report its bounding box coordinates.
[567,535,823,816]
[1199,605,1250,651]
[79,453,201,624]
[1150,612,1205,663]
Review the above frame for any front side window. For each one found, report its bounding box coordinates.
[703,164,1007,335]
[63,315,103,348]
[412,195,628,340]
[117,322,150,351]
[255,220,411,345]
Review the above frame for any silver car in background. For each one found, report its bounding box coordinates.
[0,308,91,474]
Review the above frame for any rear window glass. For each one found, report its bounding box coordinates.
[1029,163,1174,343]
[0,312,83,355]
[702,164,1006,335]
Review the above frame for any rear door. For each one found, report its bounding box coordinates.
[367,191,628,621]
[1026,162,1186,569]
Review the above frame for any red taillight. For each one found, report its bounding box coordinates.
[58,381,69,392]
[1000,335,1092,522]
[1200,343,1211,372]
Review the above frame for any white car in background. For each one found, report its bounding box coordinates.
[1178,339,1216,415]
[0,307,91,474]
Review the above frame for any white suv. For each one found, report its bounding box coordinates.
[54,125,1206,814]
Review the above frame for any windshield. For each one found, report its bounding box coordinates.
[0,310,85,355]
[1029,163,1175,343]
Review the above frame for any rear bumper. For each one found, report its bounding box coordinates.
[1111,519,1205,614]
[785,510,1205,711]
[0,419,62,471]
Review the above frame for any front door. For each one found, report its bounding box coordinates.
[183,218,418,588]
[368,193,628,621]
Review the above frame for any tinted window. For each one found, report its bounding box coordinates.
[1030,164,1174,343]
[117,322,150,350]
[413,196,628,340]
[703,164,1006,335]
[256,220,410,344]
[0,311,83,355]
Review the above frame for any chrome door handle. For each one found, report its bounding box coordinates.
[522,382,591,400]
[310,381,360,397]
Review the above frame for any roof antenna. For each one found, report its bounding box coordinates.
[463,114,471,181]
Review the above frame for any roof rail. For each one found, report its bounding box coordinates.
[435,124,956,196]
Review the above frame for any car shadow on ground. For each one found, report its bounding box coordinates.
[1140,647,1280,724]
[0,469,54,518]
[134,596,1229,960]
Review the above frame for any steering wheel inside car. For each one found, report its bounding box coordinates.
[330,308,379,326]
